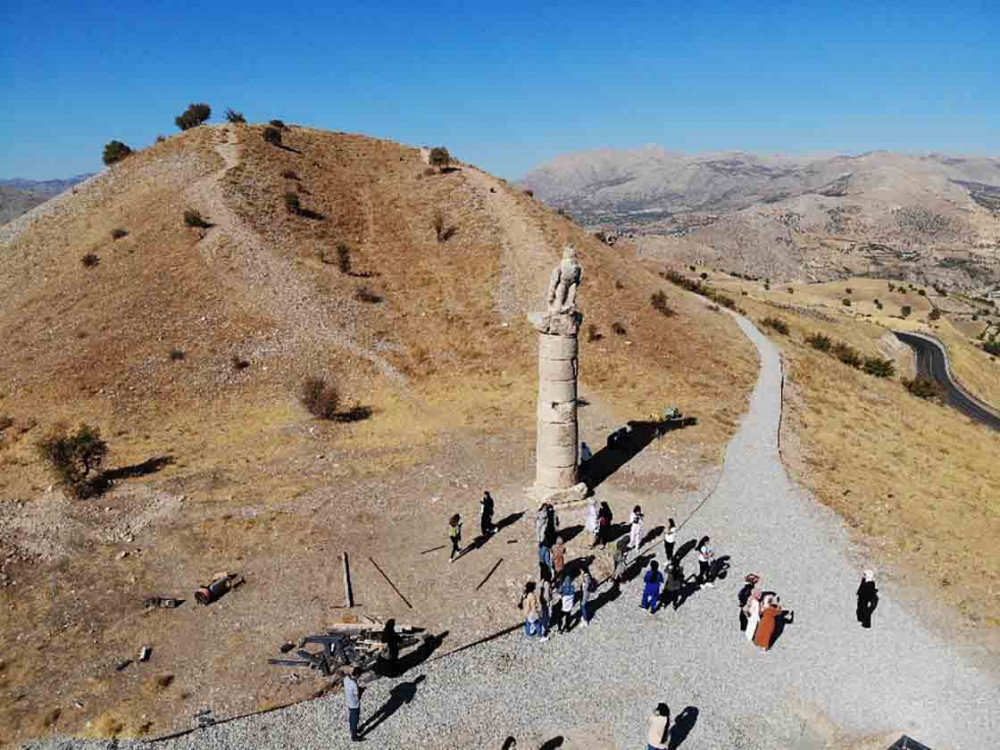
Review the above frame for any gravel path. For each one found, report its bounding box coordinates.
[26,316,1000,749]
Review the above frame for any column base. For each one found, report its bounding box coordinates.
[525,482,590,507]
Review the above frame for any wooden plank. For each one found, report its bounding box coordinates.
[368,557,413,609]
[342,552,354,608]
[475,558,504,591]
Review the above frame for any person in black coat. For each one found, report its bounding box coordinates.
[480,491,496,536]
[856,570,878,628]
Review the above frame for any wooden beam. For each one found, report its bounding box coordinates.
[343,552,354,608]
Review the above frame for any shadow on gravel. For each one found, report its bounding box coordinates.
[430,623,522,662]
[558,524,584,543]
[583,417,695,490]
[90,455,175,495]
[641,525,665,547]
[455,512,524,561]
[668,706,699,749]
[539,737,565,749]
[359,674,426,738]
[379,631,449,678]
[674,538,699,564]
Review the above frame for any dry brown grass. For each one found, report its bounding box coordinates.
[740,292,1000,628]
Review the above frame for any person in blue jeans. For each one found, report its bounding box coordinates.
[580,567,596,626]
[641,560,664,614]
[343,667,362,741]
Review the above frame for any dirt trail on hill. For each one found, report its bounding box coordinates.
[47,314,998,749]
[464,168,557,319]
[185,126,407,385]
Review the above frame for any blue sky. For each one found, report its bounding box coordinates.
[1,0,997,180]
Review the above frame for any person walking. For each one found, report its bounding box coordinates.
[585,497,599,548]
[580,567,596,626]
[629,505,644,551]
[856,570,879,629]
[754,596,789,652]
[538,569,553,640]
[343,666,363,742]
[662,561,684,610]
[557,571,576,632]
[743,587,762,642]
[552,536,567,577]
[518,581,543,638]
[448,514,463,562]
[641,560,664,614]
[646,702,670,750]
[612,534,630,584]
[544,503,559,548]
[480,491,496,537]
[738,574,761,633]
[696,536,715,588]
[663,518,677,562]
[535,503,548,545]
[597,501,613,549]
[380,619,400,674]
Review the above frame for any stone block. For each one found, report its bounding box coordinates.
[538,378,576,404]
[538,334,578,360]
[540,357,577,381]
[537,421,577,447]
[536,464,579,488]
[538,400,576,422]
[538,442,578,467]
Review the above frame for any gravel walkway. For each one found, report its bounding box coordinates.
[26,316,1000,749]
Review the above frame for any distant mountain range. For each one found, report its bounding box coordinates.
[520,149,1000,291]
[0,173,95,224]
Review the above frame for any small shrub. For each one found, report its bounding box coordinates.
[0,415,14,432]
[184,210,210,228]
[524,189,534,197]
[102,140,133,166]
[787,287,794,294]
[302,377,340,419]
[429,146,451,171]
[650,291,675,317]
[763,282,771,291]
[901,305,912,318]
[806,333,832,352]
[887,283,895,292]
[904,376,945,402]
[269,119,286,129]
[336,243,352,274]
[971,314,979,322]
[842,298,851,306]
[615,280,625,290]
[231,355,250,370]
[761,316,789,335]
[984,340,1000,356]
[36,424,109,499]
[281,169,299,180]
[110,228,128,241]
[611,322,627,336]
[433,210,457,242]
[928,308,942,321]
[832,342,862,368]
[587,324,603,342]
[845,287,853,295]
[700,272,708,280]
[263,127,282,146]
[355,286,383,303]
[873,298,883,310]
[918,289,927,296]
[688,265,696,272]
[156,135,167,143]
[169,349,185,361]
[225,108,246,124]
[863,356,896,378]
[81,253,100,268]
[284,191,301,214]
[175,102,211,131]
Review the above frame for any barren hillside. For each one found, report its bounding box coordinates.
[0,124,757,743]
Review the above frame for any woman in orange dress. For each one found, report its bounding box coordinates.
[753,596,787,651]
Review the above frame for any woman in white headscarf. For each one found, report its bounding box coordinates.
[856,570,878,629]
[744,585,762,642]
[585,496,599,548]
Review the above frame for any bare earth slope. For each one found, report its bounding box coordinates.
[0,125,757,744]
[521,149,1000,292]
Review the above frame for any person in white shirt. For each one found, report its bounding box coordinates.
[343,667,362,742]
[663,518,677,561]
[697,536,715,588]
[628,505,644,550]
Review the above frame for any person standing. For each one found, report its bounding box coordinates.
[343,667,362,742]
[754,596,788,652]
[558,571,577,632]
[580,567,596,626]
[535,503,548,545]
[597,501,613,549]
[448,514,462,562]
[856,570,878,628]
[552,536,567,577]
[612,534,630,584]
[480,491,496,536]
[646,703,670,750]
[381,619,400,672]
[519,581,542,638]
[544,503,560,548]
[663,518,677,562]
[641,560,664,614]
[662,561,684,610]
[744,587,762,642]
[538,569,553,640]
[697,536,715,588]
[629,505,644,551]
[585,497,599,548]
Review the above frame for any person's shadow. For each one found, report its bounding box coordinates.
[668,706,699,749]
[359,675,426,738]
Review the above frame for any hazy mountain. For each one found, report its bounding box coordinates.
[0,173,95,224]
[520,149,1000,290]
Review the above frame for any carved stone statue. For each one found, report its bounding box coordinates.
[547,244,583,314]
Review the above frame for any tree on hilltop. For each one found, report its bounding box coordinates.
[102,140,133,166]
[429,146,451,172]
[175,103,212,131]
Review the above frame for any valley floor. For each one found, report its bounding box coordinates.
[28,317,1000,749]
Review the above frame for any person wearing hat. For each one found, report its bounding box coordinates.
[343,666,363,741]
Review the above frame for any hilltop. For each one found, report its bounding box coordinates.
[520,148,1000,293]
[0,123,757,742]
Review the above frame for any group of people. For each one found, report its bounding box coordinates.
[447,491,498,562]
[738,574,793,652]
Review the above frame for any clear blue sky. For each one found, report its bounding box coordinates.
[1,0,997,180]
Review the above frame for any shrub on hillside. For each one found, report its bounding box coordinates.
[761,316,789,335]
[845,287,853,295]
[281,169,299,180]
[650,290,675,317]
[688,266,696,272]
[225,108,246,123]
[524,189,534,197]
[863,356,896,378]
[355,286,383,303]
[787,287,794,294]
[110,228,128,240]
[433,210,457,242]
[928,308,941,321]
[231,355,250,370]
[587,324,603,342]
[842,298,851,306]
[284,191,301,214]
[806,332,832,352]
[302,377,340,419]
[336,243,352,274]
[36,424,109,499]
[700,272,708,280]
[81,253,100,268]
[156,135,167,143]
[832,342,862,368]
[183,209,209,228]
[175,103,211,131]
[984,340,1000,356]
[901,305,912,318]
[873,298,883,310]
[903,376,945,402]
[263,127,282,146]
[269,119,286,129]
[918,289,927,296]
[429,146,451,171]
[169,349,186,361]
[612,322,627,336]
[763,281,771,291]
[102,140,133,166]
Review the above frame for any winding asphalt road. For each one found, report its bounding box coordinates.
[894,331,1000,431]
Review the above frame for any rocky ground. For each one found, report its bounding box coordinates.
[26,317,1000,750]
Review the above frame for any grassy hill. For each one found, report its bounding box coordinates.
[0,124,757,742]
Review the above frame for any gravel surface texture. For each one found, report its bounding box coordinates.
[25,316,1000,750]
